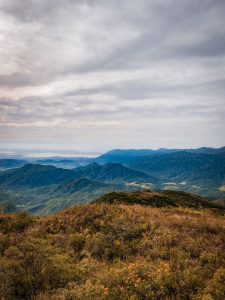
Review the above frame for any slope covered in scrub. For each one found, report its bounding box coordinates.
[95,190,224,210]
[0,195,225,299]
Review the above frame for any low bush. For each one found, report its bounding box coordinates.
[0,203,225,299]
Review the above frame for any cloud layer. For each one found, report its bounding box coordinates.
[0,0,225,152]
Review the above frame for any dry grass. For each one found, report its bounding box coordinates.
[0,204,225,299]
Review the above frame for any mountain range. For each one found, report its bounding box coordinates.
[0,159,27,171]
[94,147,225,164]
[128,151,225,184]
[0,162,152,214]
[1,146,225,169]
[74,162,158,184]
[0,164,79,188]
[0,146,225,214]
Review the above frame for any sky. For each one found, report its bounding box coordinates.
[0,0,225,154]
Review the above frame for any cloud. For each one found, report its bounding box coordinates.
[0,0,225,151]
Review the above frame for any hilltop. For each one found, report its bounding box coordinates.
[0,194,225,299]
[95,190,224,210]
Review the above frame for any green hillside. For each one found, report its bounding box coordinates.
[27,178,130,215]
[75,162,158,184]
[1,159,225,215]
[0,164,79,188]
[0,179,135,215]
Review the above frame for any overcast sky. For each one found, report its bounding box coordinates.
[0,0,225,154]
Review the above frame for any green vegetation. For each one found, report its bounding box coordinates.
[0,191,225,299]
[74,162,157,184]
[0,159,27,171]
[0,164,79,188]
[0,164,144,215]
[1,154,225,216]
[0,179,131,215]
[96,190,224,210]
[127,151,225,199]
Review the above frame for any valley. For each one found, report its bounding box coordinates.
[0,147,225,214]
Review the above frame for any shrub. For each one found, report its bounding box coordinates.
[0,203,225,299]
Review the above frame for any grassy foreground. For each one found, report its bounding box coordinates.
[0,196,225,299]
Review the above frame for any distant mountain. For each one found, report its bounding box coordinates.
[0,159,27,170]
[0,164,140,215]
[94,147,225,164]
[125,151,225,199]
[24,178,133,215]
[49,177,114,196]
[128,151,225,185]
[1,148,225,214]
[187,147,225,155]
[35,157,92,169]
[95,190,224,210]
[74,162,158,184]
[95,149,164,164]
[0,164,79,188]
[0,162,158,189]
